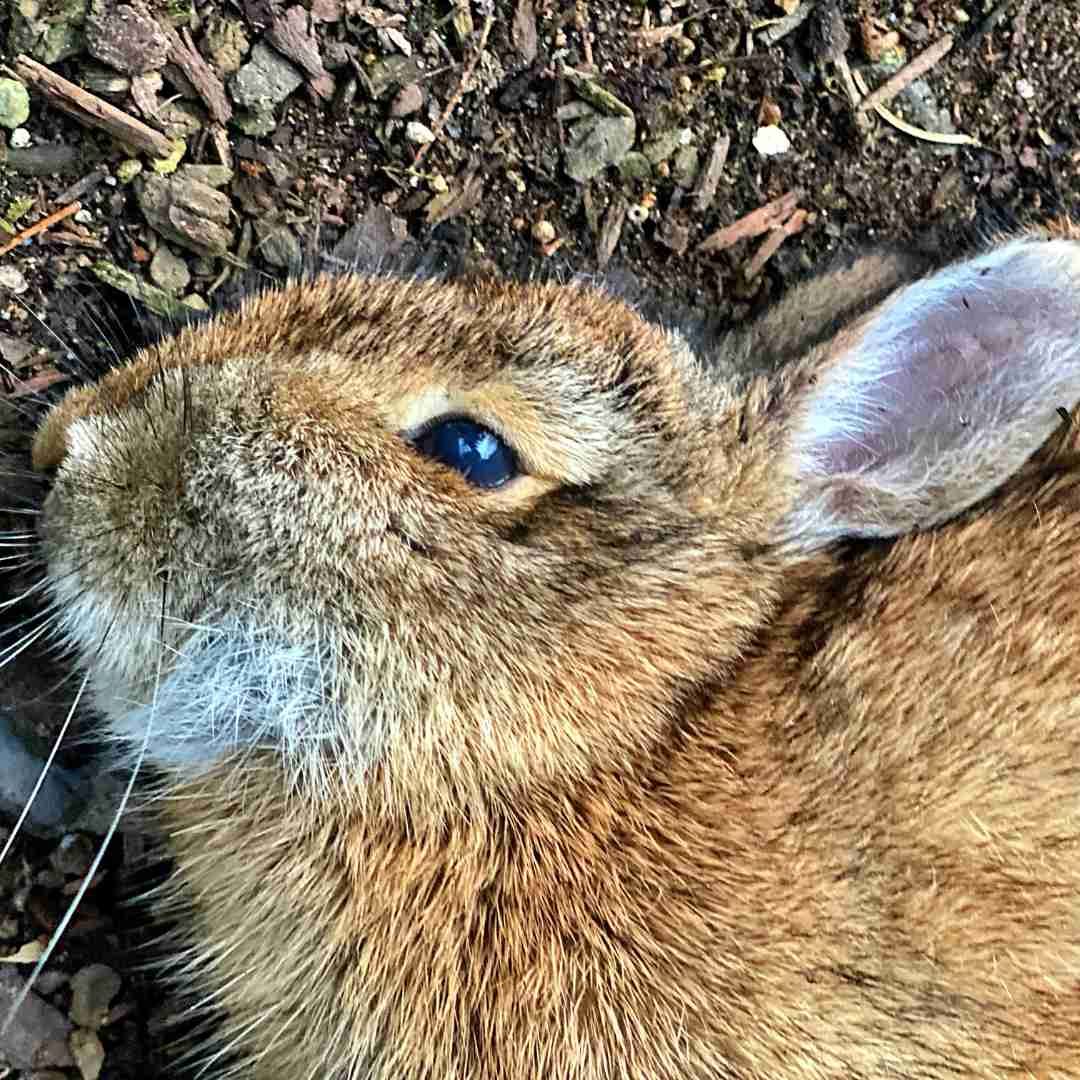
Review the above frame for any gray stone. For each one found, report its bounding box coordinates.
[564,114,635,182]
[8,0,86,64]
[616,151,652,181]
[233,109,277,136]
[642,126,691,165]
[0,967,74,1070]
[672,145,700,186]
[230,42,304,110]
[86,3,169,76]
[388,82,423,118]
[365,54,419,98]
[0,713,82,837]
[148,245,191,294]
[253,219,302,269]
[137,173,234,257]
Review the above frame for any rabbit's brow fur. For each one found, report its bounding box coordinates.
[24,219,1080,1077]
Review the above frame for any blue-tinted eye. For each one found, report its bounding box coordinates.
[414,419,518,489]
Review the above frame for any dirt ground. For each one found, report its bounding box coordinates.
[0,0,1077,1076]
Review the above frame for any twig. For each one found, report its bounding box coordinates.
[856,34,954,113]
[575,0,594,69]
[10,55,175,159]
[757,1,817,47]
[743,209,808,280]
[56,168,108,205]
[6,369,68,398]
[852,68,979,146]
[0,201,82,257]
[412,3,495,169]
[697,189,803,255]
[833,54,870,134]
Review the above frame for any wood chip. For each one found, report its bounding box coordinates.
[164,25,232,124]
[511,0,538,64]
[692,133,730,213]
[697,189,803,254]
[10,55,175,159]
[595,197,626,269]
[756,0,817,46]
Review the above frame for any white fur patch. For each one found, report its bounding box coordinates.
[98,620,353,789]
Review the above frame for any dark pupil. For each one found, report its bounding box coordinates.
[417,419,517,488]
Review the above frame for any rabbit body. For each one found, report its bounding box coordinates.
[29,222,1080,1077]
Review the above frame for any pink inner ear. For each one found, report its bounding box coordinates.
[782,235,1080,546]
[804,248,1080,479]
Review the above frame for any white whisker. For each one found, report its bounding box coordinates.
[0,644,159,1039]
[0,670,88,874]
[0,618,53,668]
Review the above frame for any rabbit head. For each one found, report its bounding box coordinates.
[31,222,1080,822]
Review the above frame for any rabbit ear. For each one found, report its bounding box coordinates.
[773,230,1080,552]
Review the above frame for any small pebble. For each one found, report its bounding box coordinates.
[148,246,191,294]
[9,128,31,149]
[74,209,92,225]
[52,833,95,876]
[0,79,31,129]
[752,125,791,157]
[1016,78,1035,100]
[405,121,436,145]
[0,267,29,295]
[531,219,556,244]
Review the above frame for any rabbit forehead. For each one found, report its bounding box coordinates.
[38,271,692,486]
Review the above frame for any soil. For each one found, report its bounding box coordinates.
[0,0,1076,1076]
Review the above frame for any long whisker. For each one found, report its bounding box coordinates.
[0,618,54,668]
[0,627,161,1038]
[0,669,89,873]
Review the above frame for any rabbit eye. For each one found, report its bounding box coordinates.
[414,418,518,489]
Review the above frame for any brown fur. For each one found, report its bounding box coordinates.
[29,223,1080,1077]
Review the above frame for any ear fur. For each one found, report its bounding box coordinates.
[772,225,1080,552]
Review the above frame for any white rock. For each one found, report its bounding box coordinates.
[752,124,791,157]
[405,121,436,145]
[9,128,31,149]
[0,267,28,294]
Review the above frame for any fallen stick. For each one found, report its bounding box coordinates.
[6,369,69,398]
[412,3,494,169]
[0,201,82,257]
[743,209,808,280]
[856,34,954,113]
[11,54,176,159]
[697,189,803,255]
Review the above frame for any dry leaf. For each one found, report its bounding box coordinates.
[0,941,45,964]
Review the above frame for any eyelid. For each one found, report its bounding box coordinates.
[400,412,486,444]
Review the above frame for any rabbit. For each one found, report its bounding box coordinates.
[21,216,1080,1079]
